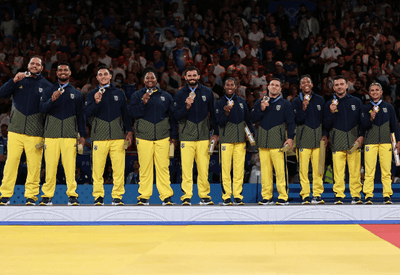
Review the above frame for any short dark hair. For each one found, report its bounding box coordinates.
[28,55,44,66]
[143,67,158,81]
[96,66,111,75]
[57,62,71,70]
[333,75,346,83]
[224,77,237,87]
[300,74,312,84]
[269,77,282,86]
[184,66,200,75]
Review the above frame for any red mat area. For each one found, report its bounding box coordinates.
[361,224,400,248]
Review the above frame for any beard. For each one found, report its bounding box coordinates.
[58,76,69,82]
[188,79,198,86]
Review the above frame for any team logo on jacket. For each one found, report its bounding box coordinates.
[202,95,206,101]
[276,105,281,111]
[160,96,165,101]
[181,143,185,148]
[39,88,43,93]
[366,146,369,152]
[222,145,226,151]
[351,105,356,111]
[94,145,98,151]
[114,96,118,101]
[216,109,219,113]
[317,105,321,111]
[383,108,387,113]
[70,94,75,99]
[174,102,177,106]
[239,103,244,109]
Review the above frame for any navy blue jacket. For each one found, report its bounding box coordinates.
[292,92,327,148]
[324,93,365,151]
[215,93,254,143]
[251,96,295,148]
[0,75,52,136]
[84,83,132,141]
[361,100,400,145]
[129,87,178,140]
[40,81,86,138]
[172,84,219,141]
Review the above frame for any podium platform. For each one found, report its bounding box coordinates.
[1,204,399,225]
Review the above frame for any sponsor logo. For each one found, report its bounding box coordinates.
[94,145,98,151]
[136,140,139,145]
[181,143,185,149]
[366,146,369,152]
[19,86,23,89]
[300,148,303,152]
[222,145,226,151]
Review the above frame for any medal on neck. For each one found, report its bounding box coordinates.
[304,94,311,101]
[25,71,31,77]
[189,91,196,98]
[263,95,270,102]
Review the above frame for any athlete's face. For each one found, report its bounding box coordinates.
[144,72,157,88]
[333,79,348,97]
[28,57,43,74]
[268,80,281,97]
[56,65,71,82]
[369,85,383,102]
[300,77,313,94]
[96,69,112,86]
[184,70,200,87]
[224,79,236,97]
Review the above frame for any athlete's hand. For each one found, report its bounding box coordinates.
[354,136,364,148]
[321,135,328,148]
[78,137,85,147]
[186,96,194,109]
[370,109,378,121]
[283,138,293,150]
[142,92,150,104]
[330,103,337,114]
[13,72,26,83]
[223,104,233,115]
[94,91,102,104]
[125,131,133,147]
[302,99,310,111]
[170,138,177,150]
[261,100,269,111]
[210,135,219,145]
[396,141,400,153]
[52,90,62,102]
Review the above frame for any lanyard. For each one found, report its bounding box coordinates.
[188,85,198,93]
[270,95,281,104]
[299,92,312,101]
[58,82,68,93]
[98,84,110,94]
[371,99,382,107]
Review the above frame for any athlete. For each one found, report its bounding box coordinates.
[172,66,219,205]
[215,77,254,205]
[251,78,295,205]
[129,67,178,205]
[324,75,365,204]
[84,66,133,206]
[38,63,86,206]
[361,82,400,204]
[292,75,327,204]
[0,56,52,205]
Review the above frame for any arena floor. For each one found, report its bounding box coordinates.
[2,224,400,275]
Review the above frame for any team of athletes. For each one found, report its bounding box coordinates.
[0,55,399,206]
